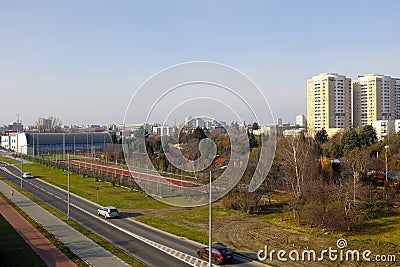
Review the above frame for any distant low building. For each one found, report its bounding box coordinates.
[0,132,113,156]
[252,124,275,135]
[1,121,23,132]
[373,119,400,140]
[369,171,400,186]
[152,126,176,136]
[1,134,13,150]
[183,117,226,130]
[283,128,306,137]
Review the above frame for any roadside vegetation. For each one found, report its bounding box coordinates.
[1,124,399,266]
[13,159,168,211]
[137,124,400,232]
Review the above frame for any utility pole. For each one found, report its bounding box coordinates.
[67,154,70,219]
[209,165,227,266]
[385,145,389,201]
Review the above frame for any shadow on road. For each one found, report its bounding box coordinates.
[120,212,144,218]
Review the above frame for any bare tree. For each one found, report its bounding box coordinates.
[276,134,320,220]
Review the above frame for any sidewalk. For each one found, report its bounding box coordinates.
[0,179,131,267]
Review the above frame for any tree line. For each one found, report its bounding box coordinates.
[265,125,399,232]
[104,124,400,232]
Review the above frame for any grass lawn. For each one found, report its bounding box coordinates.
[349,209,400,254]
[0,213,47,267]
[137,205,238,244]
[0,156,17,165]
[19,160,168,210]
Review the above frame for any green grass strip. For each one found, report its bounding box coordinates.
[0,212,47,267]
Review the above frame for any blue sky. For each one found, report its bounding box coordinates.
[1,0,400,126]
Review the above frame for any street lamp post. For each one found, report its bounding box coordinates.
[20,158,23,190]
[353,165,356,205]
[20,145,27,191]
[385,145,389,201]
[67,153,70,219]
[209,170,212,266]
[209,165,227,266]
[385,145,389,182]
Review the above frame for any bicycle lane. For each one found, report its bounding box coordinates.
[0,195,77,267]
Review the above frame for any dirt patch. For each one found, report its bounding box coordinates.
[129,204,398,267]
[212,214,397,267]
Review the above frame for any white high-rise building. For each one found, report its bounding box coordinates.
[307,73,352,136]
[353,74,396,128]
[295,114,306,127]
[394,78,400,119]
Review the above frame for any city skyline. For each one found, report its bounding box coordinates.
[1,1,400,126]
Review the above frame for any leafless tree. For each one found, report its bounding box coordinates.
[276,134,320,220]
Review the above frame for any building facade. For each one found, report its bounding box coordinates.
[152,126,176,136]
[1,135,12,150]
[353,74,396,128]
[395,78,400,119]
[307,73,352,136]
[373,119,400,140]
[0,132,113,156]
[295,114,307,127]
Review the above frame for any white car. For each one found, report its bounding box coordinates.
[22,172,33,178]
[97,206,119,218]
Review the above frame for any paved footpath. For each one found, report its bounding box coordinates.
[0,179,131,267]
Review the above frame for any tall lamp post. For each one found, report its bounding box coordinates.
[67,153,70,219]
[352,164,356,205]
[209,165,227,266]
[385,145,389,182]
[20,145,27,190]
[385,145,389,201]
[20,155,23,190]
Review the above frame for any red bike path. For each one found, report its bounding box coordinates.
[0,196,77,267]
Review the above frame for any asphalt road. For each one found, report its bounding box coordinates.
[0,160,260,267]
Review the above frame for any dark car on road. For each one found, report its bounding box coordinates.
[197,245,234,265]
